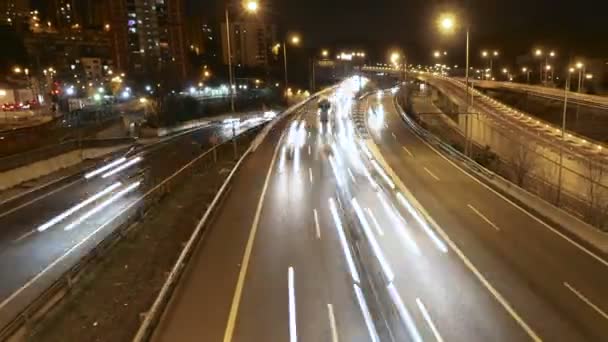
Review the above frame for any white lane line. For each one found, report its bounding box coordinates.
[396,193,448,253]
[13,229,35,243]
[308,145,312,156]
[329,197,360,283]
[387,284,423,342]
[347,167,357,184]
[288,267,298,342]
[423,167,441,181]
[365,208,384,236]
[392,132,397,139]
[399,101,608,268]
[354,284,380,342]
[352,198,394,282]
[416,298,444,342]
[309,167,313,185]
[313,209,321,239]
[467,204,500,231]
[0,178,81,220]
[402,146,414,157]
[564,282,608,321]
[371,160,395,189]
[223,133,282,342]
[327,303,340,342]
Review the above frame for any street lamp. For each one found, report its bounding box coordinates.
[522,67,532,84]
[481,50,498,80]
[321,49,329,58]
[437,12,473,156]
[575,61,586,92]
[282,34,301,90]
[225,0,259,112]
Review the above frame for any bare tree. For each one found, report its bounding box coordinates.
[510,143,537,187]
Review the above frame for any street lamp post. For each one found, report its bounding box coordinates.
[438,13,472,156]
[556,68,572,205]
[522,67,531,84]
[283,35,300,91]
[225,1,259,113]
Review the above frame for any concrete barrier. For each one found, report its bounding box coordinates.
[0,146,128,191]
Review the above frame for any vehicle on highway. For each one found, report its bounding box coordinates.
[318,97,331,122]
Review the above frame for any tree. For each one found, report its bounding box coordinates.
[510,143,537,187]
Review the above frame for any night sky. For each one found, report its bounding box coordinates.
[197,0,607,65]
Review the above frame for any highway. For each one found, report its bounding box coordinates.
[0,115,269,328]
[150,79,608,341]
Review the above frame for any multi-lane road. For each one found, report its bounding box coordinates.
[0,116,267,328]
[152,80,608,342]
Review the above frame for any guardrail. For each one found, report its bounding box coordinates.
[0,125,265,341]
[132,88,333,342]
[393,94,608,254]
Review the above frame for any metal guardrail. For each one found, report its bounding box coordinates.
[132,89,332,342]
[0,125,264,341]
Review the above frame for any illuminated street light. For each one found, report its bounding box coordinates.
[438,14,455,32]
[290,35,300,45]
[586,74,593,80]
[576,62,584,69]
[245,0,259,13]
[13,67,22,74]
[390,52,400,65]
[502,68,508,74]
[434,51,441,58]
[321,49,329,57]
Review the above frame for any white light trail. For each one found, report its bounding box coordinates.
[64,181,141,231]
[365,208,384,236]
[329,198,360,283]
[416,298,444,342]
[377,192,420,255]
[396,193,448,253]
[352,198,394,282]
[37,182,122,232]
[85,158,127,179]
[371,160,395,189]
[388,284,423,342]
[354,284,380,342]
[288,266,298,342]
[329,156,343,188]
[101,157,143,178]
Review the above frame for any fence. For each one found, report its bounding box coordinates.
[402,86,608,231]
[0,125,264,341]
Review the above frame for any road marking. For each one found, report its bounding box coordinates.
[369,117,542,340]
[398,100,608,269]
[0,178,81,220]
[223,133,282,342]
[354,284,380,342]
[329,198,360,283]
[13,229,35,243]
[327,304,339,342]
[365,207,384,236]
[564,282,608,321]
[416,298,444,342]
[288,267,298,342]
[423,167,441,181]
[392,132,397,139]
[387,284,422,342]
[347,167,357,184]
[313,209,321,239]
[467,204,501,231]
[402,146,414,157]
[309,167,313,184]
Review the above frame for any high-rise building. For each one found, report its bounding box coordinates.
[107,0,188,83]
[221,19,276,68]
[48,0,77,29]
[0,0,30,26]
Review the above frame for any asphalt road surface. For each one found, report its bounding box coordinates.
[0,116,266,327]
[151,81,608,342]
